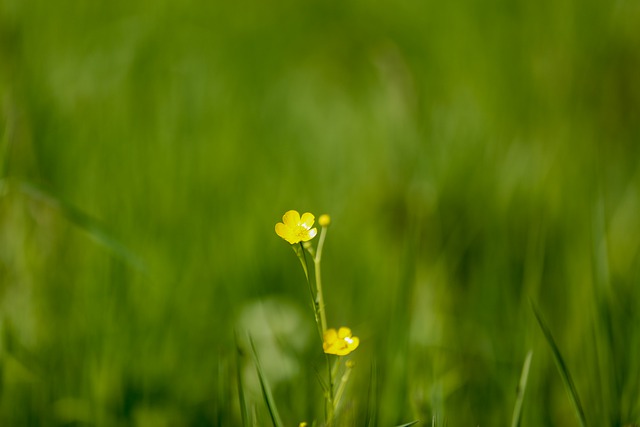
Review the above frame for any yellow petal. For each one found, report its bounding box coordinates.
[283,210,300,226]
[348,336,359,352]
[323,328,338,345]
[300,212,315,229]
[275,222,297,244]
[324,343,338,354]
[335,335,359,356]
[275,222,287,238]
[323,329,338,353]
[338,327,352,339]
[301,228,317,241]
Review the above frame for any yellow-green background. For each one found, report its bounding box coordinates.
[1,0,639,425]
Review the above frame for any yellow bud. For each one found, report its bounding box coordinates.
[319,214,331,227]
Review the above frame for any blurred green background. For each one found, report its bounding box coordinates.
[1,0,639,425]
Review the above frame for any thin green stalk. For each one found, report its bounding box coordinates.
[296,223,334,426]
[314,225,334,425]
[325,355,335,426]
[294,243,311,284]
[314,226,329,334]
[294,244,322,339]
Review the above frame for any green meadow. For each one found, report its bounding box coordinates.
[1,0,639,425]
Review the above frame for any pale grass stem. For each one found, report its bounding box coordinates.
[510,350,533,427]
[333,359,354,412]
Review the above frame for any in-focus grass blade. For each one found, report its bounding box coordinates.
[510,350,533,427]
[393,421,419,427]
[365,359,378,427]
[235,335,249,427]
[248,335,284,427]
[530,301,587,427]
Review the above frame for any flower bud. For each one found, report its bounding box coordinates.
[318,214,331,227]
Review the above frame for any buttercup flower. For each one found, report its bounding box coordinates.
[323,327,360,356]
[275,210,318,244]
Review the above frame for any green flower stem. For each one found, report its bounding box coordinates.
[326,355,335,426]
[293,244,310,283]
[314,226,329,334]
[309,226,334,426]
[294,244,322,339]
[297,226,334,425]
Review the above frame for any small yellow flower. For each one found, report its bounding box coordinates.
[275,210,318,244]
[323,327,360,356]
[318,214,331,227]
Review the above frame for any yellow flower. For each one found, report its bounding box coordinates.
[323,327,360,356]
[318,214,331,227]
[275,210,318,244]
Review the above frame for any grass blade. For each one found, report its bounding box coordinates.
[248,335,284,427]
[235,336,249,427]
[364,358,378,427]
[393,421,420,427]
[530,301,587,427]
[510,350,533,427]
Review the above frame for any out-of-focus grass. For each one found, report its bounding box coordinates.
[1,0,639,425]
